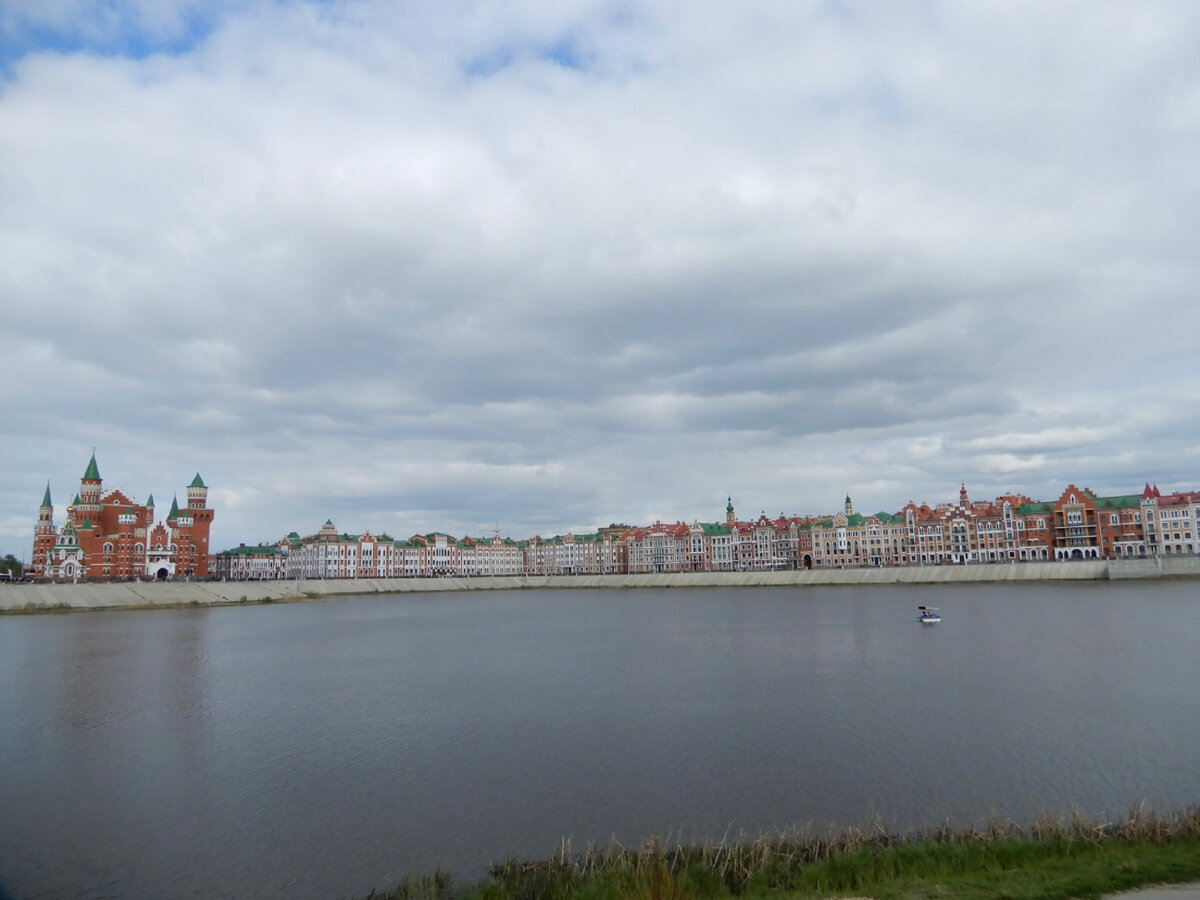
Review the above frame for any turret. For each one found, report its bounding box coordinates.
[845,494,854,516]
[37,483,53,529]
[186,473,207,510]
[78,453,102,513]
[726,497,735,526]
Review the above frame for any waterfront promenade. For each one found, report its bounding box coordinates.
[3,557,1199,612]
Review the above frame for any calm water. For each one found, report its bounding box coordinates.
[2,582,1199,899]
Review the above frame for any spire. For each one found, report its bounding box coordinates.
[41,483,52,508]
[83,453,100,481]
[146,494,155,508]
[168,496,180,520]
[189,473,206,488]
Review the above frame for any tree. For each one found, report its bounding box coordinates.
[0,554,24,578]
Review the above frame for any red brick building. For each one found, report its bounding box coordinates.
[31,455,214,580]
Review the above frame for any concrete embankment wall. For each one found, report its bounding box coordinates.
[4,557,1199,613]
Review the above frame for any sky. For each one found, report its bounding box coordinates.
[3,0,1200,560]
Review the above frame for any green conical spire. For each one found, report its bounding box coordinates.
[168,496,180,520]
[72,492,81,506]
[83,454,100,481]
[189,473,206,488]
[146,494,155,507]
[41,483,52,508]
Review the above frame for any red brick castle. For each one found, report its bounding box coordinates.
[32,454,214,580]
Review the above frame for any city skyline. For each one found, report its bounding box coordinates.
[5,2,1200,560]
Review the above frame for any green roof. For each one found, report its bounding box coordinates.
[168,496,180,519]
[1092,494,1141,509]
[190,473,206,488]
[83,454,100,481]
[146,494,155,507]
[217,544,281,557]
[41,483,52,508]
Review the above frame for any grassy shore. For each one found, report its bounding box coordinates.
[359,805,1200,900]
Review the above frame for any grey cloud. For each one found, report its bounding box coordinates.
[5,1,1200,556]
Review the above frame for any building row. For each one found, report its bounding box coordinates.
[211,483,1200,581]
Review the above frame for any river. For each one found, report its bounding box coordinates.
[1,581,1198,899]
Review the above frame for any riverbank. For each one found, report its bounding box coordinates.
[3,557,1198,613]
[358,805,1200,900]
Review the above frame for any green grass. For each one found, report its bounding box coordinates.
[357,805,1200,900]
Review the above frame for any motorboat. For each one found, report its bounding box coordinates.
[918,605,941,624]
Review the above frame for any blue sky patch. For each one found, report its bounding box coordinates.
[0,7,216,75]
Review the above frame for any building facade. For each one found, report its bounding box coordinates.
[204,482,1199,581]
[32,455,214,580]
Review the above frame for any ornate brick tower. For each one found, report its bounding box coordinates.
[32,484,55,578]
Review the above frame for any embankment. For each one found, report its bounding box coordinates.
[3,556,1198,613]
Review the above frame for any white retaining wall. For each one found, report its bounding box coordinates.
[5,557,1199,613]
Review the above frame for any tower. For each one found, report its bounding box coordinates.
[186,473,208,510]
[726,497,735,526]
[77,453,102,518]
[32,484,56,578]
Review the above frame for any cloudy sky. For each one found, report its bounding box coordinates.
[3,0,1199,559]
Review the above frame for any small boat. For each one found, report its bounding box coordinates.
[918,605,941,624]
